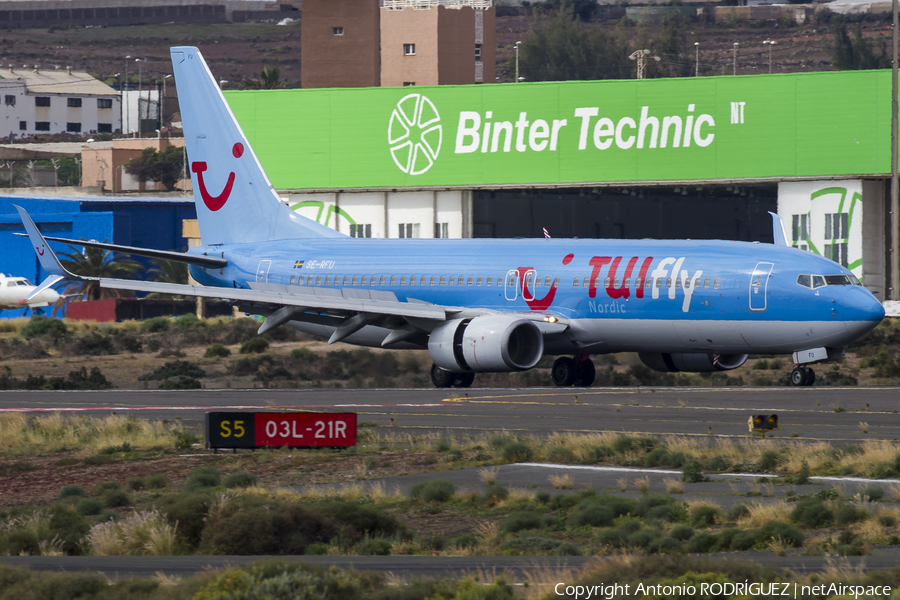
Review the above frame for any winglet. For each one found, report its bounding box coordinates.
[768,211,789,247]
[13,205,82,279]
[21,274,64,304]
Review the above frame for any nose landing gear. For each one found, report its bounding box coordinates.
[790,366,816,387]
[552,355,596,387]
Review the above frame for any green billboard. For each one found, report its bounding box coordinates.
[224,69,890,190]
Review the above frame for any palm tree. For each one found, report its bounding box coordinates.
[239,66,289,90]
[53,244,144,314]
[146,258,189,299]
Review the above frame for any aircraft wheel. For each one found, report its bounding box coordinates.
[430,364,457,388]
[454,372,475,388]
[574,359,596,387]
[790,367,808,387]
[805,368,816,387]
[552,357,578,387]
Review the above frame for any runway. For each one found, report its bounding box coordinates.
[0,387,898,443]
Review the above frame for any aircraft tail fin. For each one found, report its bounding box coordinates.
[13,205,80,280]
[170,47,343,245]
[768,211,789,247]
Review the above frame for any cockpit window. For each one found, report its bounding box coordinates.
[824,275,852,286]
[849,273,861,285]
[796,275,811,288]
[16,281,28,286]
[812,275,826,289]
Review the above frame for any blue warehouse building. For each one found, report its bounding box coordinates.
[0,194,196,319]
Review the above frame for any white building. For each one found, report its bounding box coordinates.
[121,89,161,137]
[0,65,121,139]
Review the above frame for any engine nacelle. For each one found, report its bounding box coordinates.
[428,316,544,373]
[638,352,749,373]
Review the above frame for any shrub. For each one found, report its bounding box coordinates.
[835,504,862,526]
[141,317,171,333]
[690,505,721,528]
[174,430,200,450]
[556,541,580,556]
[102,489,131,508]
[184,466,221,491]
[686,532,718,553]
[125,477,146,492]
[670,525,695,541]
[760,521,804,547]
[159,375,202,389]
[547,446,576,463]
[93,481,121,495]
[21,317,68,340]
[681,460,706,483]
[879,515,897,527]
[569,502,616,528]
[502,512,544,533]
[205,343,232,358]
[5,529,40,555]
[158,493,213,548]
[76,498,104,516]
[410,479,456,503]
[290,347,316,362]
[536,492,551,504]
[240,337,270,354]
[74,333,116,356]
[147,473,168,489]
[627,530,656,549]
[502,442,533,463]
[60,484,87,499]
[451,533,480,549]
[48,505,91,554]
[790,498,833,528]
[859,486,885,501]
[725,503,750,522]
[138,360,206,381]
[597,527,631,549]
[483,485,509,504]
[356,537,392,555]
[309,501,406,540]
[175,313,201,330]
[224,471,258,489]
[613,435,657,454]
[757,450,781,471]
[504,533,560,554]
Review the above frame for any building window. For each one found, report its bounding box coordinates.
[824,213,848,240]
[332,26,344,35]
[475,44,482,62]
[403,82,416,86]
[404,44,416,56]
[35,97,50,107]
[67,98,82,108]
[435,223,449,238]
[791,213,809,251]
[97,98,113,109]
[4,95,15,106]
[98,123,112,133]
[66,122,82,133]
[825,242,849,267]
[350,223,372,238]
[35,122,50,131]
[18,121,26,131]
[399,223,420,238]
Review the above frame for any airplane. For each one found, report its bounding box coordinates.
[14,46,885,389]
[0,273,59,313]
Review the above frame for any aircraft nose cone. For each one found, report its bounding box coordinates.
[843,286,885,339]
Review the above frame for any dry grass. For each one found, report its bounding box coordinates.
[478,467,499,485]
[633,476,650,494]
[86,510,178,556]
[617,477,628,492]
[736,501,792,529]
[663,478,684,494]
[859,422,869,434]
[886,483,900,502]
[548,473,574,490]
[767,536,788,557]
[499,487,536,506]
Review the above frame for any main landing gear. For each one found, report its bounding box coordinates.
[790,366,816,387]
[552,356,596,387]
[430,364,475,388]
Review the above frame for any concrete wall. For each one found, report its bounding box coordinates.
[301,0,381,88]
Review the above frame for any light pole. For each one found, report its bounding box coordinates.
[124,56,131,136]
[733,42,739,75]
[694,42,700,76]
[763,40,776,74]
[135,58,146,137]
[515,41,522,82]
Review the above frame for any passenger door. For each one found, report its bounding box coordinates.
[504,269,519,301]
[749,262,774,312]
[256,260,272,283]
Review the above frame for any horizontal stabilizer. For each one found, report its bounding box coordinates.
[13,233,227,268]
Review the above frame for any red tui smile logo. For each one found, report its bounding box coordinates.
[192,142,244,212]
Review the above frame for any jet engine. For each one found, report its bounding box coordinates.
[428,316,544,373]
[638,352,749,373]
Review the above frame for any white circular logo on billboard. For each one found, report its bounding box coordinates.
[388,93,442,176]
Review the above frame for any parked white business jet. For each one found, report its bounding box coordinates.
[0,273,60,311]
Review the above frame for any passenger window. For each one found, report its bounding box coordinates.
[535,276,542,288]
[477,276,483,286]
[307,275,315,285]
[449,276,455,286]
[361,275,367,286]
[290,275,295,285]
[583,277,590,288]
[456,276,463,286]
[390,275,397,286]
[714,278,721,290]
[467,276,474,286]
[614,278,620,287]
[498,276,504,286]
[647,278,653,289]
[703,278,710,289]
[624,278,630,288]
[655,278,662,288]
[603,277,610,288]
[440,276,446,286]
[297,276,304,286]
[324,275,331,286]
[420,275,427,286]
[352,275,358,286]
[508,276,516,287]
[797,274,811,288]
[316,275,322,286]
[635,277,642,288]
[371,276,377,286]
[693,278,700,289]
[486,276,492,286]
[545,276,552,287]
[342,276,349,286]
[812,275,826,289]
[675,278,681,289]
[525,274,533,287]
[379,275,385,286]
[430,276,436,286]
[552,277,560,288]
[400,275,406,286]
[573,278,579,288]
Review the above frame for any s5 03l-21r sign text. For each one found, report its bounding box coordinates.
[205,412,357,451]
